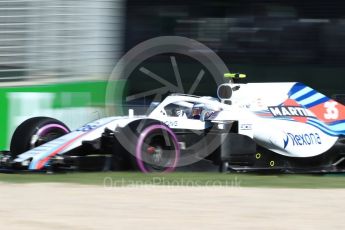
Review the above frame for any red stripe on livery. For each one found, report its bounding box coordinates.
[35,133,85,169]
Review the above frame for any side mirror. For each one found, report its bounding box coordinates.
[217,84,233,101]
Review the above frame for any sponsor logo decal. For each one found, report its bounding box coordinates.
[240,124,252,130]
[207,111,219,120]
[283,132,322,149]
[268,106,315,118]
[76,118,113,132]
[77,124,100,132]
[164,120,178,127]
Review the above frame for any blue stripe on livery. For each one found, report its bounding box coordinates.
[304,97,329,108]
[287,83,345,136]
[288,83,307,97]
[289,83,328,108]
[293,89,317,101]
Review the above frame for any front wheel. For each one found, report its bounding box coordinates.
[10,117,70,157]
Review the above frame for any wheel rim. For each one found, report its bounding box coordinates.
[136,124,179,173]
[30,124,69,148]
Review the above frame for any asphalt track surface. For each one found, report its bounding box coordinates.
[0,183,344,229]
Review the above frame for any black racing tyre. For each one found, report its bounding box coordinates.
[10,117,70,157]
[134,124,180,173]
[114,119,180,173]
[219,161,230,173]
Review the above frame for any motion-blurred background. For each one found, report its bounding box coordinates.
[125,0,345,95]
[0,0,344,148]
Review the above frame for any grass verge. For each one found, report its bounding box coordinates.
[0,172,345,188]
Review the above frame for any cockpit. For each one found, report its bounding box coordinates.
[161,100,220,121]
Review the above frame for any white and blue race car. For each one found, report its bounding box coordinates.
[1,73,345,173]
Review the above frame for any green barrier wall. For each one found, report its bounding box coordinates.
[0,80,125,150]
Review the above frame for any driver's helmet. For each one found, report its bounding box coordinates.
[191,104,204,119]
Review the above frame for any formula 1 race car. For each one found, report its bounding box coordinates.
[1,73,345,173]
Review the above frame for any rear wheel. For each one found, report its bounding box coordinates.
[10,117,70,157]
